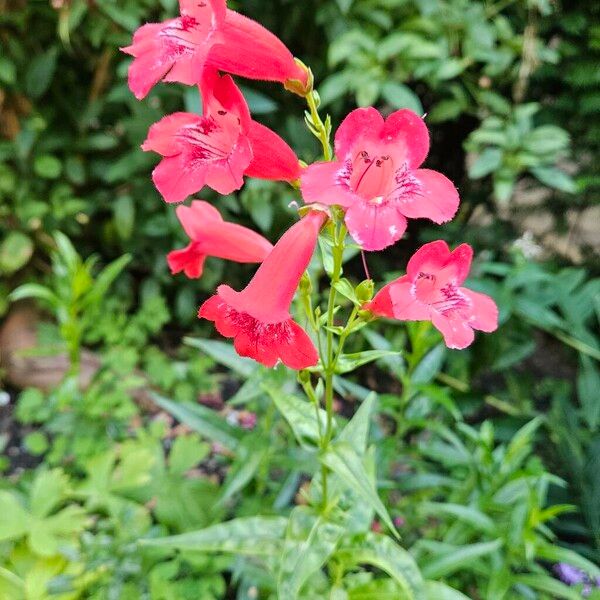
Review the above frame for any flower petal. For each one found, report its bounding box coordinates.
[201,223,273,263]
[123,22,178,100]
[203,136,253,195]
[245,120,301,182]
[176,200,222,240]
[167,244,207,278]
[398,169,459,224]
[388,279,431,321]
[431,311,475,349]
[344,201,407,251]
[461,289,498,333]
[364,282,394,318]
[300,161,358,208]
[152,154,209,204]
[406,241,472,286]
[381,109,430,169]
[334,107,384,158]
[201,71,251,131]
[142,112,201,156]
[275,320,319,369]
[209,10,307,85]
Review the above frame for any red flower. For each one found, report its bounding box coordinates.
[365,241,498,349]
[199,210,327,369]
[301,108,460,251]
[167,200,273,278]
[121,0,308,100]
[142,70,301,203]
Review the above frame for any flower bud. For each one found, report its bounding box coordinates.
[355,279,374,303]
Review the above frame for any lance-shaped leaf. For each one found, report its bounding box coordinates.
[268,390,329,448]
[424,581,470,600]
[185,337,257,377]
[151,393,241,451]
[321,442,397,536]
[336,392,376,453]
[335,533,425,600]
[420,539,502,579]
[277,507,344,599]
[140,516,288,557]
[336,350,402,374]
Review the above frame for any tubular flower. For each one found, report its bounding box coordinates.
[142,70,301,203]
[167,200,273,278]
[199,210,327,369]
[121,0,309,100]
[365,241,498,349]
[301,108,460,251]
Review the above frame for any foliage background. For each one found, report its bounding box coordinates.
[1,0,599,598]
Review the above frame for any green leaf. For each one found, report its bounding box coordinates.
[85,254,131,306]
[536,543,600,580]
[511,574,582,600]
[336,350,402,374]
[0,232,34,274]
[29,469,69,518]
[420,539,502,579]
[25,47,58,98]
[9,283,59,307]
[578,356,600,430]
[419,502,496,534]
[336,392,376,454]
[168,435,210,476]
[114,195,135,240]
[151,393,241,451]
[33,155,62,179]
[424,582,470,600]
[140,516,287,556]
[336,533,425,600]
[218,441,266,504]
[322,443,397,536]
[269,391,327,448]
[381,82,423,114]
[278,508,344,600]
[184,338,257,377]
[531,166,577,193]
[0,567,23,599]
[0,492,28,541]
[468,148,503,179]
[412,344,446,384]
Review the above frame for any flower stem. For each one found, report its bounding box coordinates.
[320,217,345,511]
[306,91,332,161]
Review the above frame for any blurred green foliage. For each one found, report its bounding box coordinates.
[1,0,600,597]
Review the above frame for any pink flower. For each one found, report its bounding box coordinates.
[121,0,308,100]
[167,200,273,278]
[301,108,460,251]
[142,70,301,203]
[199,210,327,369]
[365,241,498,349]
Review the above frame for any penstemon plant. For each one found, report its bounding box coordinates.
[123,1,498,597]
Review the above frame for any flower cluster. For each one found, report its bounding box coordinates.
[123,0,498,369]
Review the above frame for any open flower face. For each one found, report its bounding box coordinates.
[199,211,327,369]
[142,70,300,203]
[122,0,308,100]
[366,241,498,349]
[167,201,273,278]
[301,108,460,251]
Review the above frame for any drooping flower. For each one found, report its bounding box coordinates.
[199,210,327,369]
[365,240,498,349]
[301,108,460,251]
[121,0,309,100]
[167,200,273,278]
[142,70,301,203]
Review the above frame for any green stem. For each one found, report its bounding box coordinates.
[320,219,345,511]
[306,91,332,161]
